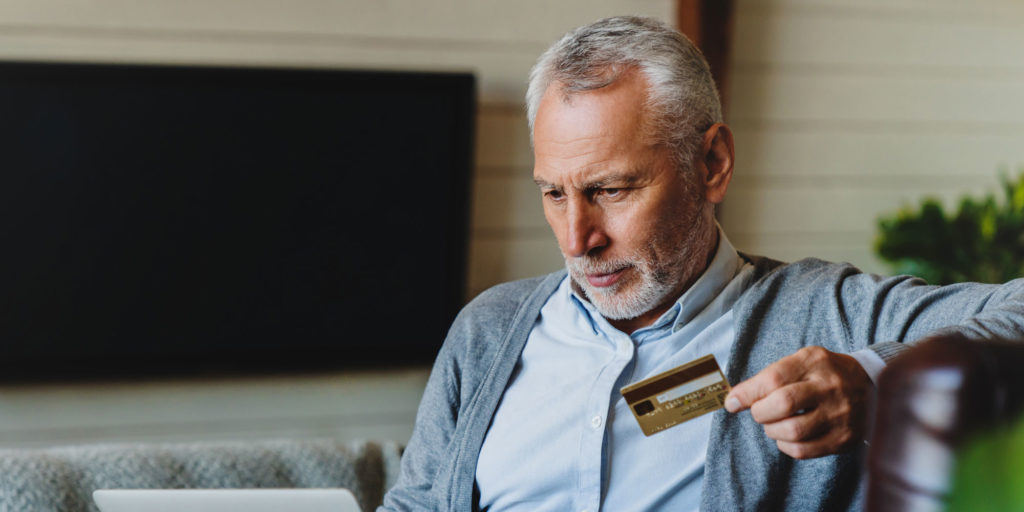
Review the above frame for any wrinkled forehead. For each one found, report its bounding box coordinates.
[532,74,674,187]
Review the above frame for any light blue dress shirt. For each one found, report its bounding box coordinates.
[476,229,753,512]
[475,229,886,511]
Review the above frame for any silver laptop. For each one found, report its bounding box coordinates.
[93,488,362,512]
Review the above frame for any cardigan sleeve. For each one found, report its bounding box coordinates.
[750,258,1024,361]
[838,272,1024,360]
[377,331,461,512]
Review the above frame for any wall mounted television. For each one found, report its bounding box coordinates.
[0,61,475,381]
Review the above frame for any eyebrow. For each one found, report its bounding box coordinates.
[533,171,641,190]
[533,177,557,189]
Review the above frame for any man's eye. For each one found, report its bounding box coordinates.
[601,188,622,197]
[545,190,564,200]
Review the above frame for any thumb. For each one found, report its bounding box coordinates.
[724,365,793,413]
[724,380,759,413]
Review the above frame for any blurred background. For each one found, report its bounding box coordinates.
[1,0,1023,449]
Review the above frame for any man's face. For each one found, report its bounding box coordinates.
[533,71,715,325]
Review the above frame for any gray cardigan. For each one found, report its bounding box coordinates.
[380,256,1024,511]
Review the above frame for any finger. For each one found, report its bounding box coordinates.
[775,424,856,460]
[725,354,809,413]
[749,381,820,424]
[761,407,830,443]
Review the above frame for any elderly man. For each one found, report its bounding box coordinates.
[380,16,1024,512]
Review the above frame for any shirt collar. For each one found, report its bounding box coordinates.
[568,223,743,337]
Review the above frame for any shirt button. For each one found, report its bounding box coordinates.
[673,324,683,332]
[590,415,602,429]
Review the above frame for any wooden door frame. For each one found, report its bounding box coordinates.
[677,0,735,114]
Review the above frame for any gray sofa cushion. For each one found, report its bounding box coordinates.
[0,439,402,512]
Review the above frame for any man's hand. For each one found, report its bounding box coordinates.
[723,346,873,459]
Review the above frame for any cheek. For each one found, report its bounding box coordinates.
[605,208,652,249]
[617,199,692,252]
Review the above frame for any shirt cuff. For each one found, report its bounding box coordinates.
[849,348,887,386]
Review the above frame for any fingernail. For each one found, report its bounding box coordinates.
[725,397,741,413]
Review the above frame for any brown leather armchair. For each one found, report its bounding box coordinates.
[866,333,1024,511]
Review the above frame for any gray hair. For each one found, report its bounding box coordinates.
[526,16,722,171]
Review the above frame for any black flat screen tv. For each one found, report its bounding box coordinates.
[0,61,475,381]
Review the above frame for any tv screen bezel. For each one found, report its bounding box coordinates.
[0,60,476,382]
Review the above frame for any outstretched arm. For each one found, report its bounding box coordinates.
[723,268,1024,459]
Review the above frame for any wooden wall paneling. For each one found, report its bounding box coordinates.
[467,237,562,298]
[731,130,1024,179]
[0,0,676,449]
[722,0,1024,274]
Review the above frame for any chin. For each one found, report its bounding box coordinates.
[585,282,663,321]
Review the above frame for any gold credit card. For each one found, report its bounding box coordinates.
[620,354,730,436]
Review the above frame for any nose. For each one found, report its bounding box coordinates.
[564,200,609,258]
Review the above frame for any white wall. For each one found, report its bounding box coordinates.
[721,0,1024,273]
[0,0,673,447]
[0,369,430,448]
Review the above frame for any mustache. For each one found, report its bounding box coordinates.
[565,256,633,275]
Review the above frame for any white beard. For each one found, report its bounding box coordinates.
[566,253,680,320]
[565,204,713,321]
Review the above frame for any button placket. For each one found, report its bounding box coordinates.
[577,331,633,512]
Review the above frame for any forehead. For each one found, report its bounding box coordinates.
[532,71,657,183]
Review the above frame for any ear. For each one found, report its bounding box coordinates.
[699,123,734,204]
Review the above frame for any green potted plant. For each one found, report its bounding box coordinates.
[875,172,1024,285]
